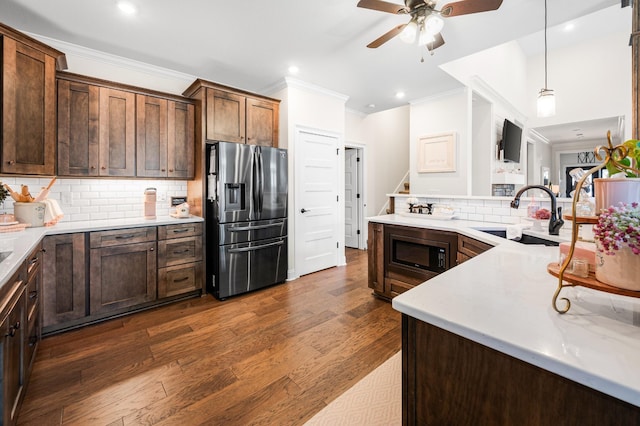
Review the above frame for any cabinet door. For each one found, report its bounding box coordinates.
[57,80,100,176]
[246,97,278,147]
[136,94,168,177]
[89,242,157,315]
[99,87,136,176]
[1,284,26,426]
[158,262,203,299]
[24,244,42,381]
[368,222,385,295]
[42,234,87,329]
[167,100,195,178]
[1,37,56,175]
[206,89,245,143]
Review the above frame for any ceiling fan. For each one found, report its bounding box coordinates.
[358,0,503,52]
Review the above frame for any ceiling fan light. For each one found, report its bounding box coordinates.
[537,88,556,117]
[424,14,444,35]
[418,29,435,45]
[399,21,418,43]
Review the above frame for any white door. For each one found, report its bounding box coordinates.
[295,128,339,276]
[344,148,359,248]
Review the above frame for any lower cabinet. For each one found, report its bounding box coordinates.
[89,228,157,315]
[457,234,493,265]
[1,243,42,426]
[42,223,203,335]
[42,234,86,330]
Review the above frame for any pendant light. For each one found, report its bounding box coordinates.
[537,0,555,117]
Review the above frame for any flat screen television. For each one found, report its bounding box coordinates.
[501,118,523,163]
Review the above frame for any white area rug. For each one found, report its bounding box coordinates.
[304,351,401,426]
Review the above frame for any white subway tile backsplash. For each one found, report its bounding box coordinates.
[0,178,188,220]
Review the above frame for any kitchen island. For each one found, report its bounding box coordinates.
[368,214,640,424]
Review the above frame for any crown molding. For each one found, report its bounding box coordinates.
[409,87,467,106]
[263,77,349,102]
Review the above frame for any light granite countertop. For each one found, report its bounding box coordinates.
[367,214,640,408]
[0,215,203,288]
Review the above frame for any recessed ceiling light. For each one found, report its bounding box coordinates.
[395,91,405,99]
[563,22,575,32]
[117,1,137,16]
[367,104,376,109]
[288,65,299,75]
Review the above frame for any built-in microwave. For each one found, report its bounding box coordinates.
[384,225,456,284]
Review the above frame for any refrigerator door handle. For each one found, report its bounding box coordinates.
[252,149,259,216]
[228,240,285,253]
[258,148,264,214]
[229,223,283,231]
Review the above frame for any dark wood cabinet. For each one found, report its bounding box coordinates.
[368,223,457,300]
[1,23,66,175]
[246,97,279,147]
[57,72,195,179]
[456,234,493,265]
[23,244,42,383]
[402,314,640,425]
[157,223,203,298]
[99,87,136,177]
[89,228,157,315]
[184,79,280,147]
[57,80,100,176]
[368,222,384,295]
[137,94,195,178]
[42,234,87,331]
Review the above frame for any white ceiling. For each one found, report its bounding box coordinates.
[0,0,626,115]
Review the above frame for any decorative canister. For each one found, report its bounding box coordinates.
[594,178,640,214]
[144,188,156,219]
[13,202,46,227]
[595,241,640,291]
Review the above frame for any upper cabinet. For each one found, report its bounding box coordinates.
[57,72,195,179]
[0,22,67,175]
[183,79,280,147]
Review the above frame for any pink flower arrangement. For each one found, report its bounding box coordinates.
[594,202,640,255]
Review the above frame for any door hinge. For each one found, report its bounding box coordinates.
[336,148,339,155]
[356,193,360,199]
[357,230,361,235]
[336,242,339,248]
[336,195,339,202]
[357,157,360,162]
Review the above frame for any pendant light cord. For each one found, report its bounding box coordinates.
[544,0,548,89]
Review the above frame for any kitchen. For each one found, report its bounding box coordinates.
[0,1,639,424]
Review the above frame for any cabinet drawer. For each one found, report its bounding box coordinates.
[158,262,203,298]
[158,223,202,240]
[158,236,202,267]
[458,235,493,259]
[26,273,39,324]
[90,227,156,248]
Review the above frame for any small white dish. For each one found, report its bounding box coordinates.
[0,221,19,226]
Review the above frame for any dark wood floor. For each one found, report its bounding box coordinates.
[18,248,401,425]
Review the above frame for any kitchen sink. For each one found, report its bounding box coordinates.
[476,229,559,246]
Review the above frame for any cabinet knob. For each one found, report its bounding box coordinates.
[7,160,15,165]
[150,247,155,251]
[169,169,174,173]
[91,166,96,170]
[6,321,20,337]
[161,168,166,172]
[29,291,38,300]
[101,166,107,170]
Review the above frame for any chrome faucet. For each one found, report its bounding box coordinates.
[510,185,564,235]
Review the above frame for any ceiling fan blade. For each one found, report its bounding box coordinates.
[440,0,503,17]
[367,24,406,48]
[357,0,407,15]
[425,32,445,51]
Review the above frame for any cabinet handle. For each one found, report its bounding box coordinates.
[115,234,135,240]
[29,291,38,300]
[28,257,38,266]
[29,336,38,346]
[171,229,189,234]
[172,249,190,255]
[173,276,189,283]
[6,321,20,337]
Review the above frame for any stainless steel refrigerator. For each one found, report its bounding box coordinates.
[206,142,288,299]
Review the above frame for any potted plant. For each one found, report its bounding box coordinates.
[594,136,640,213]
[593,202,640,290]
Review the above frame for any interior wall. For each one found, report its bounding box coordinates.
[346,106,410,217]
[409,89,469,195]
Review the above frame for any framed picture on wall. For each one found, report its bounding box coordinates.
[417,132,456,173]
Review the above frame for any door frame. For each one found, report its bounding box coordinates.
[345,142,367,250]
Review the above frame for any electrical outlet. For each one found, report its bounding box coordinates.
[158,192,167,202]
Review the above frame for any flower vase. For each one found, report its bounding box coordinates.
[595,241,640,291]
[594,178,640,214]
